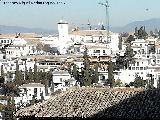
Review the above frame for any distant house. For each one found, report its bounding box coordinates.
[14,83,45,110]
[52,71,77,92]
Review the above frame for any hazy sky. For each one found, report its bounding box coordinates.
[0,0,160,30]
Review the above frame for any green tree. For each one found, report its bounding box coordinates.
[33,58,39,83]
[72,64,78,80]
[1,65,4,78]
[154,28,158,35]
[101,25,105,30]
[5,95,15,120]
[0,65,4,84]
[114,79,122,87]
[28,67,33,83]
[134,74,146,88]
[21,58,27,81]
[126,35,135,43]
[36,43,43,51]
[30,95,36,105]
[118,35,122,50]
[42,44,52,53]
[150,30,154,37]
[108,61,114,88]
[124,44,135,69]
[134,27,138,38]
[15,60,23,86]
[92,63,99,83]
[158,30,160,39]
[137,26,148,39]
[83,46,92,86]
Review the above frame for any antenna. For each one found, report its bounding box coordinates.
[98,0,110,42]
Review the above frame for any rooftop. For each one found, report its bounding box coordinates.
[70,30,113,36]
[19,83,45,88]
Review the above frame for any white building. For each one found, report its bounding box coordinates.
[52,71,76,92]
[14,83,46,109]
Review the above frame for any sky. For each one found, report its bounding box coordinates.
[0,0,160,30]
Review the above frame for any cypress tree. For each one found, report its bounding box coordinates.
[83,46,92,86]
[15,60,23,86]
[28,67,33,83]
[73,64,78,80]
[108,61,114,88]
[33,58,39,83]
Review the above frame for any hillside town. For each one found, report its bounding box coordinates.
[0,19,160,119]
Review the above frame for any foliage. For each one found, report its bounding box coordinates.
[83,46,92,86]
[158,30,160,39]
[42,44,52,52]
[27,67,33,83]
[116,44,135,70]
[134,74,146,88]
[0,103,5,111]
[36,43,43,51]
[101,25,105,30]
[114,79,122,87]
[1,65,4,78]
[124,44,135,68]
[125,35,135,43]
[118,35,122,50]
[73,64,78,80]
[134,26,148,39]
[50,47,60,54]
[82,48,99,86]
[15,60,23,86]
[115,54,126,70]
[0,76,4,84]
[4,82,20,96]
[108,61,114,88]
[91,63,99,84]
[33,58,39,83]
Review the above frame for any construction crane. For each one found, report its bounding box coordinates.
[99,0,110,42]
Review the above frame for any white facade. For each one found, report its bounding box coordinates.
[5,45,38,60]
[14,83,46,109]
[40,36,58,45]
[52,71,76,92]
[87,46,111,57]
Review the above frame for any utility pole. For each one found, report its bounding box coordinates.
[99,0,110,43]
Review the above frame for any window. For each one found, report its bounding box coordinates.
[103,50,105,53]
[137,62,139,66]
[101,76,105,81]
[140,67,143,70]
[132,67,135,70]
[94,50,100,53]
[136,67,139,70]
[34,88,37,97]
[60,78,62,82]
